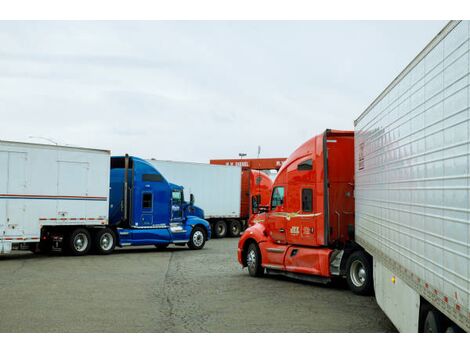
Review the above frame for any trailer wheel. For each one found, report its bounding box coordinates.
[346,251,373,295]
[445,324,463,333]
[68,228,91,256]
[246,243,264,277]
[423,310,446,333]
[229,220,242,237]
[94,228,116,255]
[213,220,228,238]
[188,226,206,250]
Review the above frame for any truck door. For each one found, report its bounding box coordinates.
[141,191,154,226]
[266,186,287,244]
[171,190,183,221]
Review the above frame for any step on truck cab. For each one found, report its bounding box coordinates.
[238,130,373,294]
[107,155,210,252]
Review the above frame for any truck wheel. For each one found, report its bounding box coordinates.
[213,220,227,238]
[68,228,91,256]
[155,244,169,250]
[188,226,206,250]
[94,228,116,255]
[229,220,242,237]
[246,243,264,277]
[423,310,446,333]
[445,324,463,333]
[346,250,373,295]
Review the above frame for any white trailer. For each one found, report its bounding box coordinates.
[148,159,243,238]
[355,20,470,332]
[0,140,110,255]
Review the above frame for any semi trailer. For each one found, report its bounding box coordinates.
[355,20,470,333]
[238,20,469,332]
[0,141,210,256]
[148,159,274,238]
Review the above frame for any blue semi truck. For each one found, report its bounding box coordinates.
[39,154,210,255]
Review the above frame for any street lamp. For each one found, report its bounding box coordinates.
[238,153,247,159]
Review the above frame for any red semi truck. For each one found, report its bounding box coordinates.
[237,130,371,294]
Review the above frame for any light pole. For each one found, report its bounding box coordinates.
[238,153,247,159]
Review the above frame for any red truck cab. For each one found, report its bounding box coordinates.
[247,170,273,226]
[238,129,372,294]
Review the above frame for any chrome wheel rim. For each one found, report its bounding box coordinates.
[193,230,204,247]
[350,260,366,287]
[73,233,88,252]
[100,233,113,251]
[247,249,256,271]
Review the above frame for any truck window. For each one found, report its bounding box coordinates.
[271,186,285,209]
[172,190,182,203]
[252,194,261,214]
[297,159,312,171]
[142,174,164,182]
[302,188,313,212]
[142,192,152,210]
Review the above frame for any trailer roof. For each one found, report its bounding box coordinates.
[354,20,459,127]
[0,139,110,154]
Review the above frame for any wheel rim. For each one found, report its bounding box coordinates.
[73,233,88,252]
[193,230,204,247]
[100,233,113,251]
[217,224,226,236]
[232,224,240,235]
[350,260,366,287]
[247,248,257,271]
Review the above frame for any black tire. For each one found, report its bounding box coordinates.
[445,324,463,333]
[67,228,91,256]
[346,250,373,295]
[229,219,242,237]
[423,310,446,333]
[246,243,264,277]
[93,228,116,255]
[213,220,228,239]
[188,226,206,250]
[155,244,169,251]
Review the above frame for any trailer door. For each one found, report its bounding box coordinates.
[5,152,27,236]
[0,152,8,244]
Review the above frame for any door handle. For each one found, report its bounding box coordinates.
[279,228,285,233]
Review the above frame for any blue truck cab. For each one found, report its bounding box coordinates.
[108,155,211,251]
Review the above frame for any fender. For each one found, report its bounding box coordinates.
[237,222,268,266]
[185,215,212,240]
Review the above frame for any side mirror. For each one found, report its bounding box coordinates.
[190,193,195,206]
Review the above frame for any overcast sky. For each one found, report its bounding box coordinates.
[0,21,446,162]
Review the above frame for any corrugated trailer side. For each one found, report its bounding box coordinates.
[355,21,470,332]
[0,140,110,255]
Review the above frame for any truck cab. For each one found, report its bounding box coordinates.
[247,170,273,226]
[108,155,210,252]
[238,130,372,294]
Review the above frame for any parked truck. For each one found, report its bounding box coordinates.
[0,141,210,256]
[238,20,469,332]
[148,159,276,238]
[237,130,364,290]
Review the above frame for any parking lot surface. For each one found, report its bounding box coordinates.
[0,238,395,332]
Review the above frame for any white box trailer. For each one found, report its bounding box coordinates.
[0,140,110,254]
[355,20,470,332]
[148,159,244,237]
